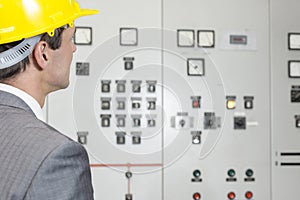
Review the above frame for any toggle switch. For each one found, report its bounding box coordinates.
[147,98,157,110]
[124,57,135,70]
[131,80,142,93]
[116,132,126,144]
[146,115,157,127]
[131,132,142,144]
[116,114,126,127]
[131,115,142,127]
[116,80,126,93]
[101,80,111,93]
[116,98,126,110]
[131,97,142,110]
[101,97,111,110]
[244,96,254,109]
[77,131,88,145]
[147,80,157,93]
[100,114,111,127]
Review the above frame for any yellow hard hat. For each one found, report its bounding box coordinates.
[0,0,99,45]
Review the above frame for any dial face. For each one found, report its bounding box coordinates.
[198,30,215,47]
[74,27,92,45]
[187,58,205,76]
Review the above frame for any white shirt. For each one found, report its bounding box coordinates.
[0,83,45,122]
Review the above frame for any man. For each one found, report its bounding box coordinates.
[0,0,98,199]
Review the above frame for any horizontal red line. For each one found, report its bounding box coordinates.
[90,163,163,168]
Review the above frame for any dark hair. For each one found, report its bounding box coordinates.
[0,26,66,81]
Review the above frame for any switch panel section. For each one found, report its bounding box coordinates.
[47,0,275,199]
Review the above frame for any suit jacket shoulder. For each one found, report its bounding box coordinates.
[0,91,93,200]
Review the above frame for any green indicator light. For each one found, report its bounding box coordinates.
[228,169,236,177]
[246,169,254,177]
[193,170,201,178]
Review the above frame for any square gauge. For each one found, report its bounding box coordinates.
[289,61,300,78]
[187,58,205,76]
[198,30,215,48]
[120,28,138,46]
[177,29,195,47]
[288,33,300,50]
[74,27,92,45]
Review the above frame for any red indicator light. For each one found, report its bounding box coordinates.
[193,192,201,200]
[193,100,200,108]
[227,192,235,199]
[245,191,253,199]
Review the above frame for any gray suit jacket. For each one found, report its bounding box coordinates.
[0,91,94,200]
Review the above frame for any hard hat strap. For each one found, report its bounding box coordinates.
[0,35,42,70]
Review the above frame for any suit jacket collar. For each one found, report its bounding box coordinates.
[0,90,35,115]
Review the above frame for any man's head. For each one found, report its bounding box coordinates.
[0,26,65,81]
[0,0,98,98]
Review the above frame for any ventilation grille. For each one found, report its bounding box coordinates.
[0,35,41,69]
[0,43,31,64]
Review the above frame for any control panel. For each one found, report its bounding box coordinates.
[47,0,300,199]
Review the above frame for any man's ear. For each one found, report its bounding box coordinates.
[33,41,50,69]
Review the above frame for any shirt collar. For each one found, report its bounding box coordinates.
[0,83,46,122]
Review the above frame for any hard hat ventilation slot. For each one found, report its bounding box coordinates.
[0,35,41,70]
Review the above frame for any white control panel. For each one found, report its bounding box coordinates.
[47,0,300,199]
